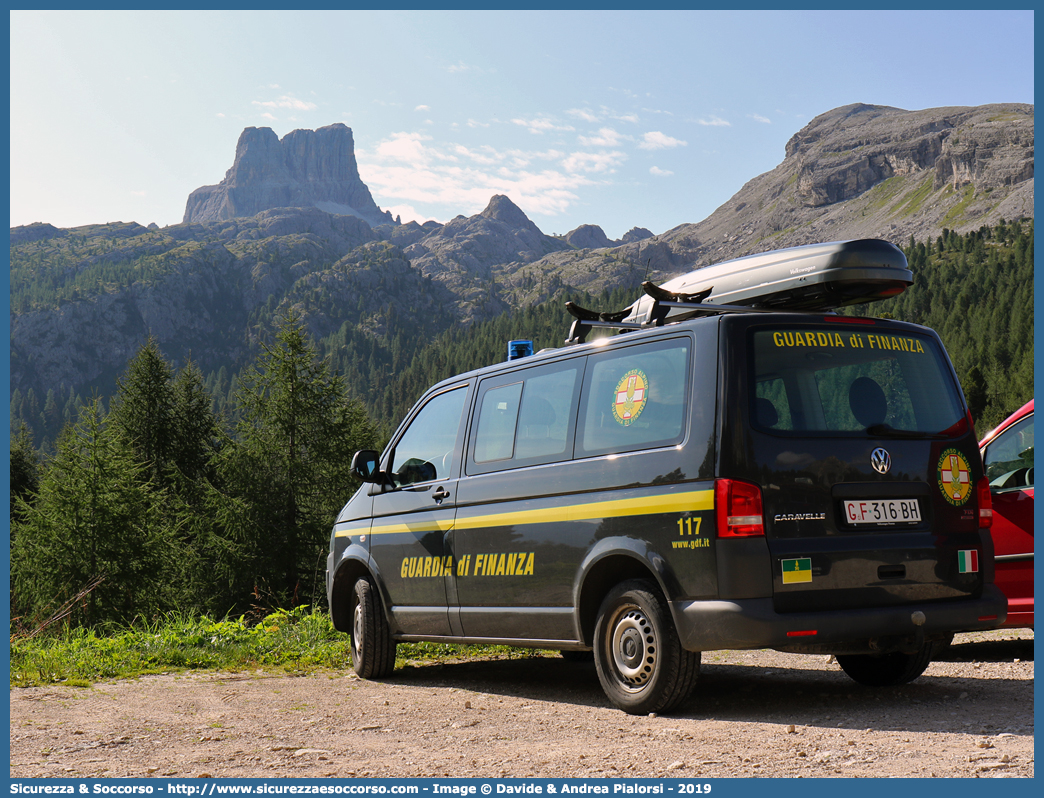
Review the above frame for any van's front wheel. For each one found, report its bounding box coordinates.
[593,580,699,715]
[349,577,397,679]
[836,643,934,687]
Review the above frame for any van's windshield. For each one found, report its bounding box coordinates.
[750,325,966,436]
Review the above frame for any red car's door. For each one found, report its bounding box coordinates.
[981,409,1034,627]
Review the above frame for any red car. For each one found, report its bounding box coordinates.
[979,399,1034,628]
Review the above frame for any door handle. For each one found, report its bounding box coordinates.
[432,486,451,503]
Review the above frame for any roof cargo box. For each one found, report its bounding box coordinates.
[625,238,912,324]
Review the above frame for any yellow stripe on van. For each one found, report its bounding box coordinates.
[334,517,455,539]
[367,518,456,537]
[455,489,713,530]
[354,489,714,537]
[333,520,372,539]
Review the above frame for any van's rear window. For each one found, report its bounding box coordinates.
[750,327,965,435]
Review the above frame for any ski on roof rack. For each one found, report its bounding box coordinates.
[564,238,912,344]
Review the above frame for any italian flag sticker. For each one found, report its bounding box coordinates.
[781,557,813,584]
[958,550,979,574]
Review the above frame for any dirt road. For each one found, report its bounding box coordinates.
[9,629,1033,779]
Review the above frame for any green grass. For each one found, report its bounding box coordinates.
[10,608,545,688]
[863,174,909,213]
[894,174,939,218]
[941,184,978,227]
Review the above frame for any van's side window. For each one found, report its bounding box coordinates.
[579,338,690,456]
[389,386,468,487]
[474,382,523,463]
[469,362,581,473]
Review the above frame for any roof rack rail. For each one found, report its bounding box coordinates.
[565,286,779,344]
[564,239,911,345]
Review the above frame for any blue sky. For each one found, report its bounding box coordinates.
[9,9,1035,240]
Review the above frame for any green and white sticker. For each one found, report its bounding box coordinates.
[781,557,812,584]
[957,550,979,574]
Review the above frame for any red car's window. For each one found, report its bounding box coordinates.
[983,415,1034,491]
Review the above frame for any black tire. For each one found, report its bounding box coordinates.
[836,643,935,687]
[349,577,397,679]
[593,579,700,715]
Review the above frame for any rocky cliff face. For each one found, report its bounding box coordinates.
[183,124,393,227]
[656,102,1034,267]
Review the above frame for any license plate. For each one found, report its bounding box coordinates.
[843,499,921,525]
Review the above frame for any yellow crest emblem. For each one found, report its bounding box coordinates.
[612,369,649,426]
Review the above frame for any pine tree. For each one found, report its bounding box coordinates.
[108,337,175,486]
[10,400,169,626]
[9,424,39,525]
[218,311,381,608]
[170,359,222,484]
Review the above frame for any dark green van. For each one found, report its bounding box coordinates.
[327,239,1006,715]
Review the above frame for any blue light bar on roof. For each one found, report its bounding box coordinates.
[507,339,534,361]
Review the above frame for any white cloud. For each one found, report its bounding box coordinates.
[357,134,609,221]
[697,116,731,127]
[453,144,501,166]
[649,166,673,177]
[750,113,771,124]
[562,150,626,174]
[567,108,600,123]
[371,132,439,165]
[578,127,628,147]
[447,60,475,73]
[511,116,576,135]
[415,105,430,112]
[612,112,640,124]
[252,94,318,111]
[216,112,225,118]
[130,190,147,197]
[261,112,277,121]
[467,119,490,128]
[638,131,687,150]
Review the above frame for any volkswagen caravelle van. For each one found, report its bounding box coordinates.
[327,239,1006,715]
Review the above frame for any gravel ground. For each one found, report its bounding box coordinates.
[8,629,1033,779]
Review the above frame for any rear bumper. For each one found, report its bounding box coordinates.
[1000,596,1033,629]
[671,583,1008,652]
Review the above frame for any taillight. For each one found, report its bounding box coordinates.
[977,477,993,529]
[715,479,765,537]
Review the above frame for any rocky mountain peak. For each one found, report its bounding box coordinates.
[479,194,541,232]
[183,124,393,227]
[564,224,612,249]
[619,227,654,244]
[784,104,903,158]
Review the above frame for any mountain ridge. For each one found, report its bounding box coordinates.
[10,102,1034,433]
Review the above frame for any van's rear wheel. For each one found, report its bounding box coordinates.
[593,580,699,715]
[349,577,397,679]
[836,643,934,687]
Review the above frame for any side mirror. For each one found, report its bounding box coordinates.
[351,450,382,483]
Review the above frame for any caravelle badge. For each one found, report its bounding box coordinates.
[871,447,891,475]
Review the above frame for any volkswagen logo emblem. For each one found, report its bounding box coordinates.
[871,447,891,475]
